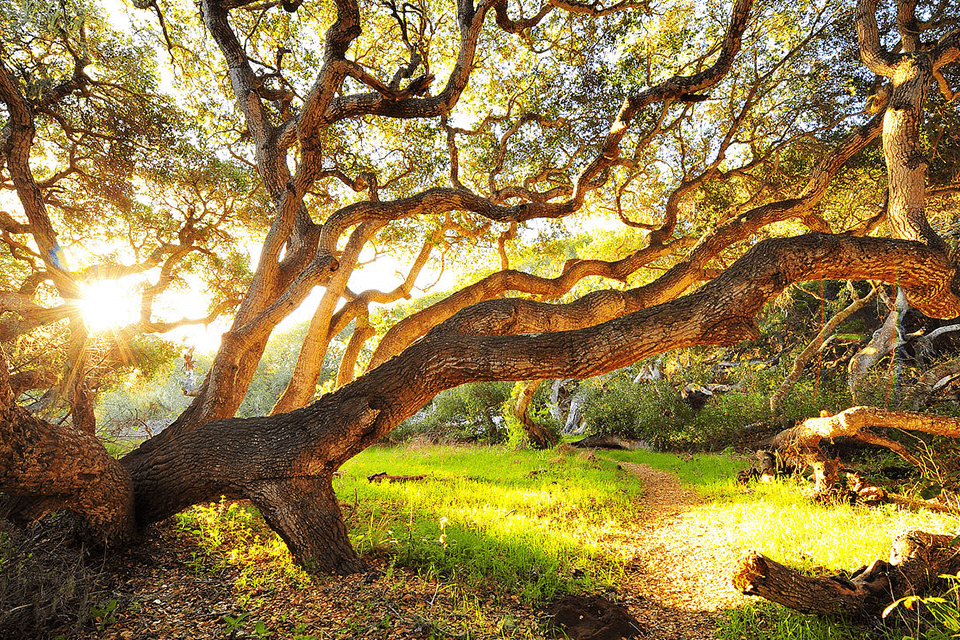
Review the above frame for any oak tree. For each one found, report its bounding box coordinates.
[1,0,960,609]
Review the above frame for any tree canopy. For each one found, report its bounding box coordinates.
[1,0,960,589]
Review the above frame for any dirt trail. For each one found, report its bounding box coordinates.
[608,462,752,639]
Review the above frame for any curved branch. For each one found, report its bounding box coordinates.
[122,233,960,536]
[491,0,553,33]
[0,62,75,294]
[323,0,489,122]
[367,238,683,370]
[855,0,898,76]
[546,0,649,16]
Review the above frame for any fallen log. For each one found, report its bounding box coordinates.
[767,406,960,495]
[366,472,428,483]
[569,435,648,450]
[733,530,960,618]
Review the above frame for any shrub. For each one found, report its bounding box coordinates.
[579,375,696,449]
[392,382,512,443]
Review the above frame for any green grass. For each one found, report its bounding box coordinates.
[336,444,644,601]
[718,603,886,640]
[603,448,749,495]
[606,448,960,639]
[176,443,646,603]
[609,449,955,572]
[172,443,960,639]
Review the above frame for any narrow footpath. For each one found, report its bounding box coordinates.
[607,462,752,639]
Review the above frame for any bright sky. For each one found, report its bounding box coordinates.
[76,242,454,355]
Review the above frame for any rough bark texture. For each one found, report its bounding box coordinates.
[248,476,366,574]
[366,242,681,371]
[5,0,960,582]
[734,530,960,618]
[777,406,960,450]
[905,358,960,409]
[0,362,134,546]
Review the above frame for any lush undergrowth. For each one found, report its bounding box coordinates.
[336,444,643,600]
[607,448,960,640]
[175,444,960,638]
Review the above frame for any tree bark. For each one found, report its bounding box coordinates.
[337,322,376,389]
[734,530,960,618]
[117,233,960,571]
[366,242,681,371]
[904,358,960,409]
[513,380,558,449]
[776,405,960,450]
[848,290,906,402]
[0,390,135,546]
[271,222,382,414]
[770,405,960,484]
[248,475,366,574]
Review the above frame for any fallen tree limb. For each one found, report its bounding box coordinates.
[367,472,428,483]
[733,530,960,618]
[904,357,960,409]
[569,435,645,450]
[769,406,960,492]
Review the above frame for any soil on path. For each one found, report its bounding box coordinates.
[605,462,752,639]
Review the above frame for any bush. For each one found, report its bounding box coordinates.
[580,375,697,449]
[392,382,512,443]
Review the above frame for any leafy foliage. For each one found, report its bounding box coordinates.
[392,382,512,444]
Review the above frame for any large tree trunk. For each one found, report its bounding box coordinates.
[248,475,366,574]
[0,361,135,546]
[734,530,960,618]
[8,0,960,583]
[3,231,959,575]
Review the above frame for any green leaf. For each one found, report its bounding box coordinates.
[920,482,943,500]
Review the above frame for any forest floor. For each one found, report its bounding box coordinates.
[6,456,757,640]
[76,461,750,640]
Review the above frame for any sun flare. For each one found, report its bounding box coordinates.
[79,279,142,332]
